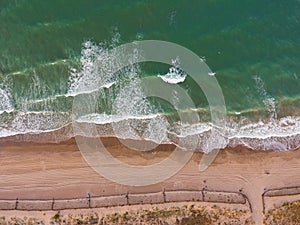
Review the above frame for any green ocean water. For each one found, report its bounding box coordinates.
[1,0,300,111]
[0,0,300,149]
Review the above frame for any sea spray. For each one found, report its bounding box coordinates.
[0,86,13,113]
[0,36,299,151]
[69,36,171,146]
[254,76,277,120]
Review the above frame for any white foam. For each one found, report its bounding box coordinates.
[158,65,187,84]
[229,117,300,138]
[102,81,116,88]
[158,74,186,84]
[65,81,115,97]
[254,76,277,119]
[158,57,187,84]
[0,109,299,152]
[76,113,124,124]
[0,111,71,138]
[76,113,164,126]
[67,39,119,95]
[0,86,13,112]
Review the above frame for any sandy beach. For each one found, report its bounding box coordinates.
[0,136,300,224]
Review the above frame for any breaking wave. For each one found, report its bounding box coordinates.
[158,57,187,84]
[0,36,299,152]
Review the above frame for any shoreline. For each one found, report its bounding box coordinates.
[0,115,299,152]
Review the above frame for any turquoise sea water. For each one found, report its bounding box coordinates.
[0,0,299,151]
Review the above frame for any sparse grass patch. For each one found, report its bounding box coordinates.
[265,200,300,225]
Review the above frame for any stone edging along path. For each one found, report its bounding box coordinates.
[0,190,250,212]
[262,186,300,213]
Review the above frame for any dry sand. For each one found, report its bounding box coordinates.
[0,137,300,224]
